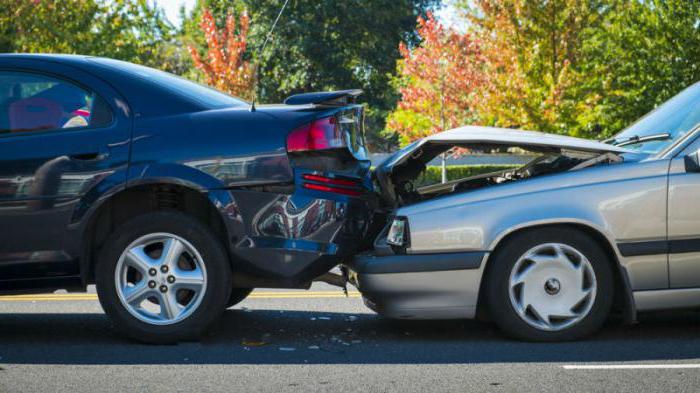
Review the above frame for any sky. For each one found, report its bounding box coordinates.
[153,0,197,26]
[151,0,460,28]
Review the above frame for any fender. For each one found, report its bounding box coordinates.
[69,162,245,285]
[485,218,637,324]
[127,162,226,190]
[126,163,247,255]
[64,168,129,260]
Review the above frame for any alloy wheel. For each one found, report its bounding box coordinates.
[115,233,208,326]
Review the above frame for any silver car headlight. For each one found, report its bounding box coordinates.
[386,217,409,247]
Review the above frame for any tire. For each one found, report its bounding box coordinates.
[485,227,614,342]
[227,288,253,308]
[96,211,232,344]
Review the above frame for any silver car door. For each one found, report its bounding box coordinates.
[668,135,700,288]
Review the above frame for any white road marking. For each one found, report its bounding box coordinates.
[563,364,700,370]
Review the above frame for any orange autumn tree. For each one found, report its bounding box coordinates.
[188,8,255,100]
[386,13,488,147]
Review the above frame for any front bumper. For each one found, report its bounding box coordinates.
[345,251,489,320]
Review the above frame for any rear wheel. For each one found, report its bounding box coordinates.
[485,227,613,341]
[96,211,232,344]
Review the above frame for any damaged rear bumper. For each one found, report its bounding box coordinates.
[344,251,489,320]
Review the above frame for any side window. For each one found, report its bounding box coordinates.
[681,132,700,157]
[0,71,113,134]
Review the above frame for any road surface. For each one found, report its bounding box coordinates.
[0,284,699,392]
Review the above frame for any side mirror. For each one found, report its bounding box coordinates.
[685,150,700,173]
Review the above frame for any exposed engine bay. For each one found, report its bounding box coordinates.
[378,142,624,207]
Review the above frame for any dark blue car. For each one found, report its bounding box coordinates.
[0,54,375,343]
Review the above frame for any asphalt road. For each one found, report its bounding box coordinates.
[1,283,699,393]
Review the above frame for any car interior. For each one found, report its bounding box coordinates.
[0,73,112,134]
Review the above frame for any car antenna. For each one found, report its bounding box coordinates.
[250,0,290,112]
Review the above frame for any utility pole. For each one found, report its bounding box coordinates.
[439,57,447,184]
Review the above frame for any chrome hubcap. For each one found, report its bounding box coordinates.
[508,243,597,332]
[115,233,207,326]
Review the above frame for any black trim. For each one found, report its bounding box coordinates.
[670,238,700,254]
[617,241,668,257]
[350,251,486,274]
[618,238,700,257]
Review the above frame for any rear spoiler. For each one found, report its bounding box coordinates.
[284,89,363,106]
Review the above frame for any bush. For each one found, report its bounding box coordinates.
[415,165,517,187]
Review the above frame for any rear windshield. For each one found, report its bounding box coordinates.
[89,58,248,110]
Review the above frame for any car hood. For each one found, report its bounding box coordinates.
[375,126,634,205]
[380,126,631,169]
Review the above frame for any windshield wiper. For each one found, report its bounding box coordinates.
[606,132,672,147]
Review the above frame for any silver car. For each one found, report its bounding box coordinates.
[346,82,700,341]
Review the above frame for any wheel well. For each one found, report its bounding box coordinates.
[81,184,229,284]
[475,223,634,323]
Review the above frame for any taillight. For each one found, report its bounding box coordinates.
[287,117,346,152]
[301,174,363,197]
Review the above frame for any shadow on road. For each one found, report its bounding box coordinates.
[0,309,699,365]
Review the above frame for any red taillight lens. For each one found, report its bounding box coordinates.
[302,174,359,187]
[301,174,363,197]
[287,117,346,152]
[303,182,362,197]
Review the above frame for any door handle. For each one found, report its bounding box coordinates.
[68,151,109,161]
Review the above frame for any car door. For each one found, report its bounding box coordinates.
[668,133,700,288]
[0,59,131,285]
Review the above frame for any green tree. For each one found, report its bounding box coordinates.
[182,0,439,151]
[580,0,700,137]
[0,0,178,71]
[456,0,700,139]
[461,0,607,138]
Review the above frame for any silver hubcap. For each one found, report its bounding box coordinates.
[115,233,207,326]
[508,243,597,332]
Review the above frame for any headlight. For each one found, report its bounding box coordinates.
[386,217,408,247]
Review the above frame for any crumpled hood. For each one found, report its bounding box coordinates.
[375,126,634,206]
[381,126,632,169]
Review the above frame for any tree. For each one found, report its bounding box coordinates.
[457,0,700,139]
[386,12,487,182]
[182,0,440,151]
[579,0,700,137]
[463,0,608,138]
[187,8,254,100]
[386,13,487,146]
[0,0,176,70]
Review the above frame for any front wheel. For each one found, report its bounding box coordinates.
[485,227,613,342]
[96,211,232,344]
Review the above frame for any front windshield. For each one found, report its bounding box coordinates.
[612,82,700,154]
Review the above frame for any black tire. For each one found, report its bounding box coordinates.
[485,227,614,342]
[227,288,253,308]
[96,211,232,344]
